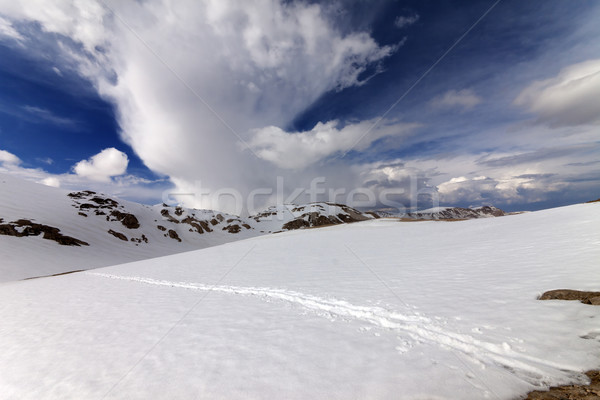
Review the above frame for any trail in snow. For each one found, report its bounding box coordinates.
[90,272,580,386]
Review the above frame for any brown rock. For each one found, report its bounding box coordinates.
[539,289,600,305]
[107,229,128,241]
[223,224,241,233]
[160,209,179,223]
[524,370,600,399]
[67,190,96,199]
[167,229,181,242]
[181,216,210,234]
[90,196,119,208]
[282,218,310,230]
[0,219,88,246]
[109,210,140,229]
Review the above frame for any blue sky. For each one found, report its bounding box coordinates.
[0,0,599,213]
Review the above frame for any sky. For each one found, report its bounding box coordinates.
[0,0,599,214]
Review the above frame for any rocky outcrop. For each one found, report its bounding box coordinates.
[131,234,149,244]
[181,216,213,234]
[539,289,600,305]
[167,229,181,242]
[406,206,505,220]
[160,209,180,224]
[524,370,600,399]
[109,210,140,229]
[279,203,372,231]
[0,219,88,246]
[282,218,310,230]
[108,229,128,241]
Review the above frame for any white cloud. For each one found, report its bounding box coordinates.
[0,15,24,42]
[2,1,597,212]
[0,1,106,52]
[36,157,54,165]
[435,174,570,205]
[22,105,78,127]
[514,59,600,127]
[41,176,60,188]
[73,148,129,182]
[0,0,400,210]
[0,149,21,165]
[0,158,167,205]
[247,119,418,169]
[430,89,482,111]
[394,14,419,29]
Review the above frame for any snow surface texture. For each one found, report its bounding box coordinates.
[0,173,372,281]
[0,202,599,399]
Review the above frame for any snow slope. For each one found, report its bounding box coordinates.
[0,202,599,399]
[0,173,251,281]
[0,173,373,281]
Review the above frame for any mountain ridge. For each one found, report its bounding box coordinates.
[0,174,375,280]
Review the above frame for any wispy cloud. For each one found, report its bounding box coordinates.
[430,89,482,111]
[477,144,599,167]
[394,14,420,29]
[22,105,79,128]
[36,157,54,165]
[0,15,24,43]
[514,59,600,127]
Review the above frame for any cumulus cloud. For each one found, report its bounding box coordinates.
[73,148,128,182]
[1,1,597,212]
[356,161,438,211]
[0,150,167,204]
[0,149,21,165]
[401,142,600,208]
[514,59,600,127]
[0,0,403,211]
[394,14,419,29]
[248,119,418,169]
[430,89,482,111]
[435,174,571,205]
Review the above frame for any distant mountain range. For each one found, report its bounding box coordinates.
[0,174,378,280]
[0,173,509,280]
[402,205,506,220]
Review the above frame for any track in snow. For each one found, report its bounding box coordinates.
[90,272,581,388]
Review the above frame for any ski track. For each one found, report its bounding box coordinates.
[90,272,581,387]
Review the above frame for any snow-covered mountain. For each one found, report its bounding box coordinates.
[0,173,374,280]
[404,205,506,220]
[0,201,598,399]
